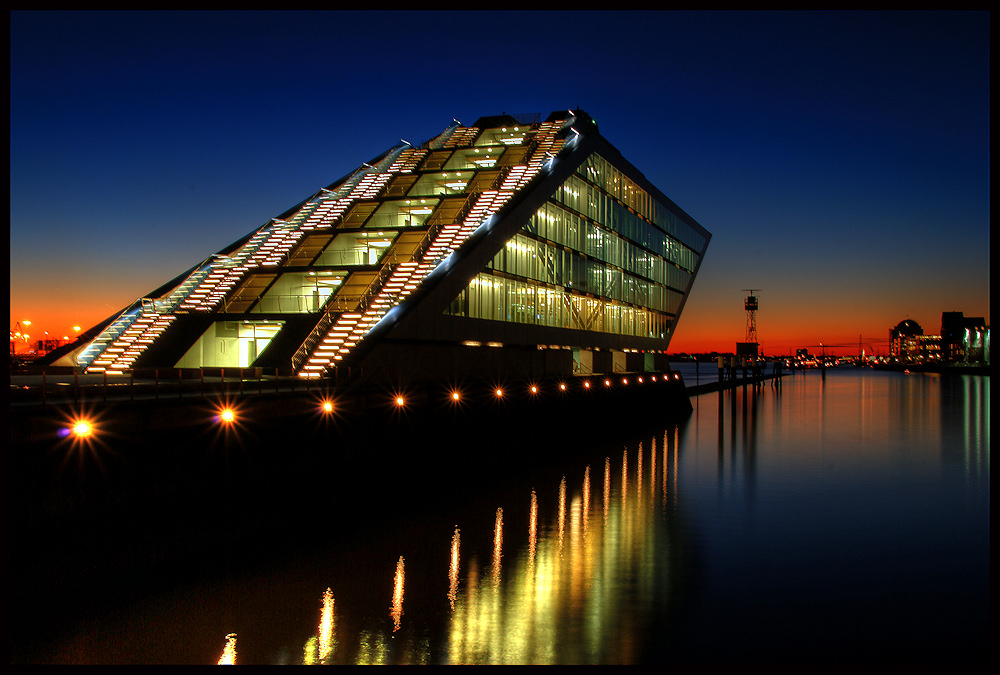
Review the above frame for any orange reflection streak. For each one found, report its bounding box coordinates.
[449,528,461,611]
[217,633,237,665]
[637,442,643,495]
[557,476,567,550]
[582,466,591,538]
[528,490,538,567]
[649,438,657,502]
[491,508,503,585]
[318,588,335,664]
[603,456,611,523]
[621,448,628,508]
[390,557,405,632]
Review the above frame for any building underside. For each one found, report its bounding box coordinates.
[49,110,711,384]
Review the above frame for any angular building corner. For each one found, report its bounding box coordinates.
[49,110,711,385]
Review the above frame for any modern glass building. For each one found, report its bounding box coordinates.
[52,110,711,382]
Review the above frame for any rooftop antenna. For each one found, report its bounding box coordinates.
[742,289,761,344]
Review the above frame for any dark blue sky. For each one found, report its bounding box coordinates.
[10,10,990,353]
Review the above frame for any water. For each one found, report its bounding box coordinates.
[27,369,989,664]
[670,359,721,387]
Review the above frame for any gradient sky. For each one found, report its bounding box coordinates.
[10,10,990,356]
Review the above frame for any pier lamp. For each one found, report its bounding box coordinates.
[321,400,335,414]
[495,388,504,398]
[395,395,405,407]
[604,379,611,387]
[71,419,94,438]
[559,382,567,391]
[529,384,539,395]
[583,380,591,389]
[218,408,236,424]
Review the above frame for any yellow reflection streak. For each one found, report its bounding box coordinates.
[663,430,670,509]
[217,633,237,665]
[528,490,538,567]
[391,557,405,632]
[621,448,628,508]
[442,431,681,664]
[637,442,643,494]
[356,629,389,665]
[492,508,504,586]
[449,528,461,611]
[650,438,657,503]
[603,456,611,523]
[558,477,567,550]
[266,428,690,665]
[318,587,335,663]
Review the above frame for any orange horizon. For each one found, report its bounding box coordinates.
[13,299,964,360]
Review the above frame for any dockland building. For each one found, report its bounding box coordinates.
[49,110,711,384]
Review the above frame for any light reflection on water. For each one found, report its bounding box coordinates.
[48,369,988,664]
[225,425,687,666]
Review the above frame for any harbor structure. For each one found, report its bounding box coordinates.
[44,110,711,385]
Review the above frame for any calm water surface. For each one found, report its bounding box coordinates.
[46,369,989,664]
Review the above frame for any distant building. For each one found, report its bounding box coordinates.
[940,312,989,364]
[889,319,940,363]
[45,110,711,383]
[888,313,989,365]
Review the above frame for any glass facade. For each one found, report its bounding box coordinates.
[444,153,705,340]
[76,111,709,376]
[174,320,283,369]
